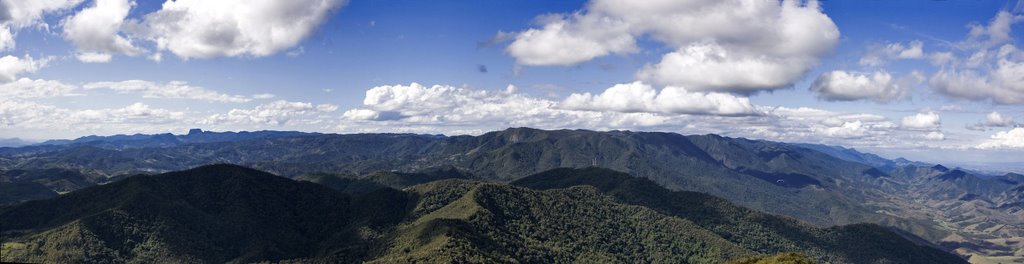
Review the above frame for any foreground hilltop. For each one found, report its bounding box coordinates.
[0,165,963,263]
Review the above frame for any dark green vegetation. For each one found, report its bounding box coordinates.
[727,252,815,264]
[0,127,1019,260]
[513,168,961,264]
[1,168,109,193]
[0,165,965,263]
[0,182,56,205]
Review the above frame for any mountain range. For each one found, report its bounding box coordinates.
[0,128,1020,262]
[0,164,963,263]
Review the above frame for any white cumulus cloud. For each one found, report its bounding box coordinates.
[0,0,85,50]
[0,25,13,51]
[969,111,1018,131]
[977,127,1024,149]
[75,52,113,63]
[130,0,348,59]
[62,0,144,62]
[901,112,941,130]
[810,70,908,103]
[505,0,838,93]
[0,55,51,83]
[349,83,562,124]
[506,14,635,66]
[925,131,945,141]
[341,108,381,121]
[1,0,84,27]
[923,12,1024,104]
[560,81,761,116]
[816,121,868,139]
[636,42,821,93]
[985,111,1016,127]
[965,11,1024,48]
[205,100,338,126]
[928,56,1024,104]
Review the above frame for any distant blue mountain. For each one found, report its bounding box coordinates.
[35,129,320,150]
[792,143,896,171]
[0,138,34,148]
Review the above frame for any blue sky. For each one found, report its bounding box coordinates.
[1,0,1023,171]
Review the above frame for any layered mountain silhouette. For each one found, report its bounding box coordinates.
[0,165,965,263]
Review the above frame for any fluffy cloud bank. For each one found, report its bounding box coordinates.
[978,128,1024,149]
[901,112,941,130]
[84,80,271,103]
[336,82,960,149]
[927,50,1024,104]
[205,100,338,126]
[968,111,1019,131]
[505,0,839,93]
[342,83,566,126]
[560,81,761,116]
[0,99,184,131]
[0,55,51,83]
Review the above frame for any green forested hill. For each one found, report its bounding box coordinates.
[0,165,965,263]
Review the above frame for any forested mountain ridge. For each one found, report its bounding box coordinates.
[0,165,965,263]
[0,128,882,226]
[0,127,1019,261]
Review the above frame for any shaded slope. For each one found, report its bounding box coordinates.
[364,165,476,189]
[294,173,389,196]
[513,167,965,264]
[1,164,365,263]
[1,168,106,193]
[0,182,57,205]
